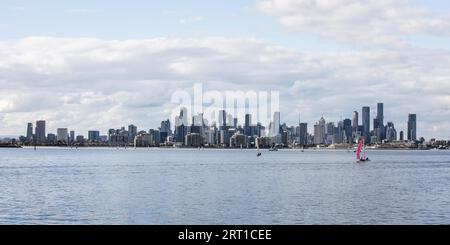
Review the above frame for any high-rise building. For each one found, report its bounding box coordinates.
[362,106,370,144]
[269,112,281,138]
[70,130,75,143]
[26,123,33,140]
[385,122,397,142]
[314,123,325,145]
[160,119,171,142]
[343,119,352,143]
[299,123,308,145]
[88,130,100,142]
[376,103,384,142]
[57,128,68,143]
[160,120,171,134]
[175,107,188,126]
[407,114,417,141]
[128,125,137,142]
[244,114,252,136]
[35,120,46,144]
[218,110,226,127]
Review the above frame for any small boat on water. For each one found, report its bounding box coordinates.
[356,137,370,162]
[256,137,262,157]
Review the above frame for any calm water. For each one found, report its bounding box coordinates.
[0,147,449,224]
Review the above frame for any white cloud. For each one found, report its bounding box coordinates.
[257,0,450,46]
[0,37,449,139]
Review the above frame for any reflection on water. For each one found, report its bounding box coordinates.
[0,147,449,224]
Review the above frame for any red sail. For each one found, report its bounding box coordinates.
[356,138,363,160]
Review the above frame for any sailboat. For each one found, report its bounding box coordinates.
[256,137,262,157]
[356,138,370,162]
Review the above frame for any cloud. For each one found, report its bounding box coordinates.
[257,0,450,47]
[0,37,449,139]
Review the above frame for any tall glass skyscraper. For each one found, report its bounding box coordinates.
[408,114,417,141]
[35,120,46,144]
[362,106,370,143]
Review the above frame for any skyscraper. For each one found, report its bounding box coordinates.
[362,106,370,143]
[35,120,46,144]
[70,130,75,143]
[88,130,100,142]
[244,114,252,136]
[57,128,68,143]
[299,123,308,145]
[376,103,384,142]
[26,123,33,140]
[128,125,137,142]
[218,110,226,127]
[407,114,417,141]
[343,119,352,143]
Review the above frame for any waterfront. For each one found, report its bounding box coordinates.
[0,148,449,224]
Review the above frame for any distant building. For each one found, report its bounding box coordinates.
[47,133,56,145]
[76,135,85,143]
[399,131,404,141]
[26,123,33,141]
[385,122,397,142]
[314,117,326,145]
[35,120,46,144]
[299,123,308,145]
[407,114,417,141]
[70,130,75,143]
[343,119,352,143]
[376,103,385,142]
[185,133,203,147]
[128,125,137,143]
[362,106,370,144]
[230,132,246,148]
[88,130,100,142]
[57,128,68,143]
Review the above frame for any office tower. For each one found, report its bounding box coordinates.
[385,122,397,142]
[160,119,171,142]
[362,106,370,143]
[343,119,352,143]
[314,124,325,145]
[407,114,417,141]
[226,114,233,127]
[57,128,68,143]
[376,103,384,141]
[314,117,326,144]
[274,112,280,135]
[47,133,56,145]
[175,107,188,126]
[26,123,33,140]
[218,110,226,127]
[35,120,46,144]
[400,131,404,141]
[70,131,75,143]
[245,114,251,128]
[160,120,171,133]
[299,123,308,145]
[88,130,100,142]
[352,111,359,129]
[128,125,137,142]
[233,118,238,128]
[244,114,251,136]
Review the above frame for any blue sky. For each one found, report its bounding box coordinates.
[2,0,449,50]
[1,0,450,139]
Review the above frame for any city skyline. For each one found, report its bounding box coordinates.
[1,1,450,139]
[0,101,437,142]
[13,102,427,148]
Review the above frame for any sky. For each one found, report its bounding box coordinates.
[0,0,450,139]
